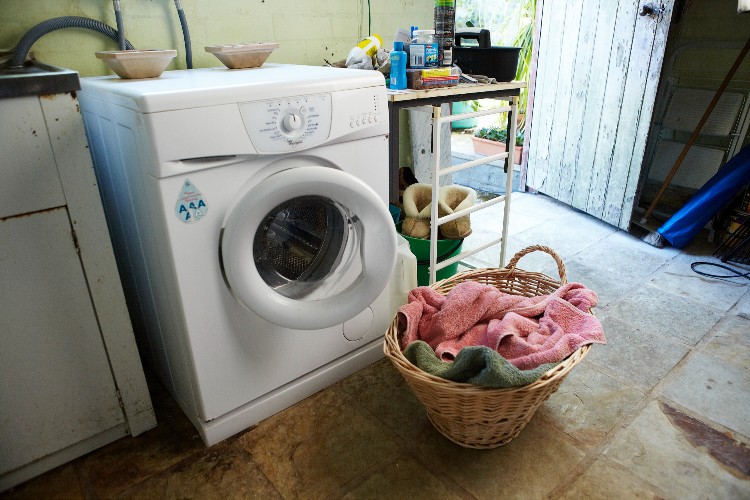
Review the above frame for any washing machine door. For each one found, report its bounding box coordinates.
[221,166,397,330]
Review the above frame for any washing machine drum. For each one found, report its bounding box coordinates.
[221,166,397,330]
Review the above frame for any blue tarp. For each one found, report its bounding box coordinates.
[658,143,750,248]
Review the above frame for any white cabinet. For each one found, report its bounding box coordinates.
[0,77,156,491]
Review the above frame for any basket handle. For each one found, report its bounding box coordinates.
[506,245,567,284]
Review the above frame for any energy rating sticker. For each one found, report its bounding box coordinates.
[175,179,207,224]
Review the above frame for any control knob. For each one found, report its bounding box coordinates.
[281,113,303,133]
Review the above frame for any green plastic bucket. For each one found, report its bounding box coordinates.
[397,223,463,286]
[451,101,478,129]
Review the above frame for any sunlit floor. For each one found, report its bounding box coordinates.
[5,191,750,499]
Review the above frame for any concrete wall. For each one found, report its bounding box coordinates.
[1,0,433,76]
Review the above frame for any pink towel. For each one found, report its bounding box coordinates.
[397,281,606,370]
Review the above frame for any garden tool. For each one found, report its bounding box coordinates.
[401,183,433,239]
[438,184,476,239]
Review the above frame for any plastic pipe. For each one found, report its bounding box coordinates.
[174,0,193,69]
[10,16,135,68]
[112,0,127,51]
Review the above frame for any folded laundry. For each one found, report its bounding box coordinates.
[403,341,558,387]
[398,281,605,370]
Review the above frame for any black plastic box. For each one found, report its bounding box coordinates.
[452,46,521,82]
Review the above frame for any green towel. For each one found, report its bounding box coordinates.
[403,341,558,388]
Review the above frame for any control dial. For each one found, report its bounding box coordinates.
[281,113,303,133]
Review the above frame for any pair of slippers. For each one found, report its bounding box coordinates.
[401,183,476,240]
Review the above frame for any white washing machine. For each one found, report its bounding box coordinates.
[78,64,417,446]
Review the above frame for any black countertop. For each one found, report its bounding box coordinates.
[0,61,80,98]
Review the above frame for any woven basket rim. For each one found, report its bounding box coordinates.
[384,247,594,393]
[384,316,591,394]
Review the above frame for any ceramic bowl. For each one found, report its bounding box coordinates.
[205,42,279,69]
[95,49,177,79]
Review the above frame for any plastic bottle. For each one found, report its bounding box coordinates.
[357,34,383,57]
[410,29,438,68]
[434,0,456,66]
[345,34,383,67]
[389,41,407,90]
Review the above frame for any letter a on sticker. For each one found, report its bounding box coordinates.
[175,179,208,224]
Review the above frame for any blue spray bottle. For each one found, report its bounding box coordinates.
[390,41,407,90]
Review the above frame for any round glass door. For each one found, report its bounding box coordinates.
[253,195,357,300]
[221,166,396,330]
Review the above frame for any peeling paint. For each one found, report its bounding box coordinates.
[661,402,750,478]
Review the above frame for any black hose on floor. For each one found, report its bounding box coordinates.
[10,16,135,68]
[691,261,750,281]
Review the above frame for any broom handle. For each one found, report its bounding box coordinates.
[641,36,750,223]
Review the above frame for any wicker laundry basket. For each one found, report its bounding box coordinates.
[383,245,593,449]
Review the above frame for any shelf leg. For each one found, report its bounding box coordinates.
[429,104,442,284]
[499,95,519,268]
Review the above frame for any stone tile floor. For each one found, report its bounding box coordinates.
[4,192,749,499]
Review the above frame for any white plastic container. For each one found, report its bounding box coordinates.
[409,29,438,68]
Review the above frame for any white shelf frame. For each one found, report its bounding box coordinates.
[427,96,520,284]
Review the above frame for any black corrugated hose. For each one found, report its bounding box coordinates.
[174,0,193,69]
[10,16,134,68]
[113,0,127,51]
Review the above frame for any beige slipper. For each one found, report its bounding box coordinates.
[438,185,476,239]
[401,183,433,239]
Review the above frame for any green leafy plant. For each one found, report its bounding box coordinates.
[474,126,523,146]
[457,0,537,133]
[511,0,536,133]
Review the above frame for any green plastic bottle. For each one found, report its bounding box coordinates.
[434,0,456,66]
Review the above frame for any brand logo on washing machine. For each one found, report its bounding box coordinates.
[175,179,207,223]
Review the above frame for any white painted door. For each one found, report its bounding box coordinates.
[526,0,675,229]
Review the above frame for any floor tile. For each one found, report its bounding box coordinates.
[2,464,83,500]
[75,382,204,498]
[661,351,750,437]
[647,257,748,312]
[542,259,639,309]
[510,192,571,217]
[606,284,723,346]
[557,458,667,499]
[584,316,689,391]
[332,360,428,442]
[512,210,616,260]
[702,315,750,367]
[408,420,586,499]
[341,455,465,499]
[115,441,281,499]
[571,231,680,283]
[238,387,400,499]
[736,290,750,318]
[506,207,549,236]
[604,401,750,498]
[536,363,644,447]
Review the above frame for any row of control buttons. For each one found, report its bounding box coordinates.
[350,113,381,128]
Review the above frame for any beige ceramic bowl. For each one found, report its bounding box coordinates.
[95,49,177,79]
[205,42,279,69]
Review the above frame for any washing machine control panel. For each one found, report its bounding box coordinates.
[239,94,332,153]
